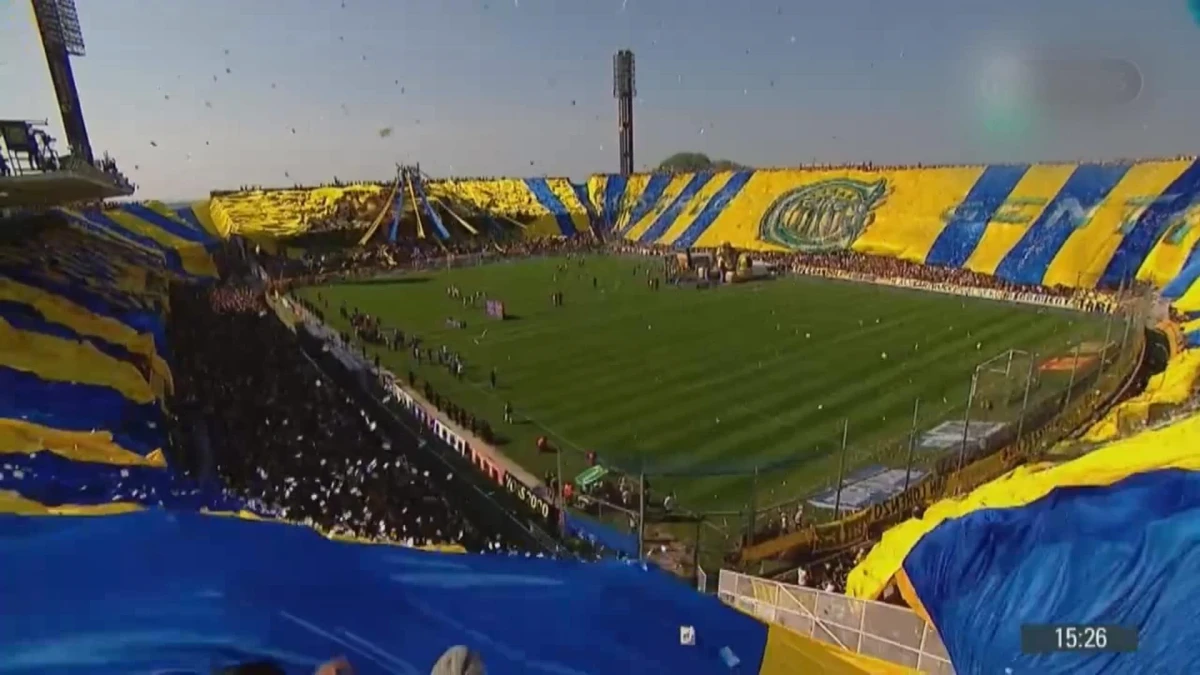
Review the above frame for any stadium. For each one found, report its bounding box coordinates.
[4,2,1200,674]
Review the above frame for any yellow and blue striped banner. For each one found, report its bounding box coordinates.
[595,159,1200,304]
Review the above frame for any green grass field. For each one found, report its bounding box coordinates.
[299,256,1105,515]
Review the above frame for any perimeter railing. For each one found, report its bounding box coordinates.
[718,569,954,674]
[734,290,1150,568]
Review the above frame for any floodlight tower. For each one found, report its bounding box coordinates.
[613,50,635,176]
[31,0,94,164]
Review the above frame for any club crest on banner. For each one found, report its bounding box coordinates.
[758,178,887,251]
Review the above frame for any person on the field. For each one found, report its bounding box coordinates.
[504,401,513,424]
[489,367,497,389]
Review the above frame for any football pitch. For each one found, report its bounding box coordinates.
[299,256,1106,514]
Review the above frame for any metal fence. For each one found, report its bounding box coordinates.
[717,569,954,674]
[730,290,1152,563]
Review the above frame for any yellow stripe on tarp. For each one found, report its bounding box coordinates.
[58,208,169,265]
[209,185,385,238]
[661,172,742,247]
[357,175,402,245]
[0,490,143,516]
[1081,349,1200,443]
[963,164,1075,275]
[0,279,172,392]
[1140,217,1200,288]
[587,175,608,216]
[613,175,653,232]
[1173,282,1200,313]
[894,569,932,625]
[102,209,218,278]
[204,509,468,554]
[428,179,550,219]
[850,166,988,262]
[1043,160,1192,288]
[1136,166,1200,288]
[546,178,591,233]
[0,315,156,404]
[207,198,237,239]
[624,174,693,241]
[756,623,919,674]
[0,419,165,466]
[437,199,480,235]
[189,200,225,237]
[847,411,1200,602]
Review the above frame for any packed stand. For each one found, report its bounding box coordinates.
[167,284,513,552]
[614,241,1122,313]
[261,231,603,283]
[771,249,1117,311]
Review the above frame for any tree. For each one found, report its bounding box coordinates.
[658,152,745,173]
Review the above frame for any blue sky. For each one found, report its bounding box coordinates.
[2,0,1198,200]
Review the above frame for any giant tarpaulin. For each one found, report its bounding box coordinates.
[0,510,770,675]
[847,411,1200,673]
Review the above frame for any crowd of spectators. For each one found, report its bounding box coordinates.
[167,283,515,553]
[774,249,1118,312]
[262,230,602,283]
[790,545,915,607]
[616,241,1122,311]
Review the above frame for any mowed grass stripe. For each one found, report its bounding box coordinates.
[668,320,1088,502]
[301,256,1104,510]
[621,315,1032,471]
[624,313,1077,472]
[508,283,1004,416]
[492,282,903,393]
[535,296,1055,441]
[526,304,927,426]
[673,320,1063,473]
[563,308,994,451]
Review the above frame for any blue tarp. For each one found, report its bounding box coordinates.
[561,510,639,558]
[0,452,240,511]
[904,468,1200,674]
[0,510,768,674]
